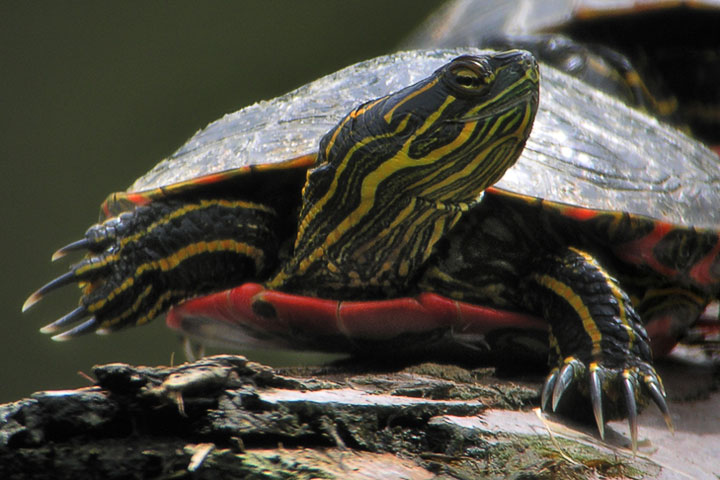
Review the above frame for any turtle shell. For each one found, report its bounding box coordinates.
[116,48,720,231]
[405,0,720,145]
[406,0,720,44]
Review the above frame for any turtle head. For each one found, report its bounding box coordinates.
[273,51,539,297]
[312,50,539,207]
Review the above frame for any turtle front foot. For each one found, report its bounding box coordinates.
[541,356,672,452]
[527,247,675,451]
[23,199,278,340]
[22,210,145,340]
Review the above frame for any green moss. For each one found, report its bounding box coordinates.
[472,436,649,480]
[198,450,335,480]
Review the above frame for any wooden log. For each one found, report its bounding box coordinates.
[0,354,717,479]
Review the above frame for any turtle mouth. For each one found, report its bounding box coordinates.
[455,89,538,123]
[416,193,483,213]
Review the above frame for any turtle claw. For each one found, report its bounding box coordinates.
[541,356,671,450]
[24,220,123,324]
[551,357,583,412]
[52,238,91,261]
[32,212,127,291]
[51,317,99,341]
[22,291,42,313]
[23,271,77,312]
[589,365,605,440]
[541,367,558,412]
[647,378,673,433]
[40,306,89,334]
[622,373,638,453]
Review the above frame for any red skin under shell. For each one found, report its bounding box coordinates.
[166,282,693,359]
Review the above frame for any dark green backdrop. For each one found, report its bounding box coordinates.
[0,1,443,402]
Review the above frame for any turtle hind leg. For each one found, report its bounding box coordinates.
[525,246,670,451]
[632,285,712,358]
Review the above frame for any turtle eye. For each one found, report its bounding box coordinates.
[446,57,493,94]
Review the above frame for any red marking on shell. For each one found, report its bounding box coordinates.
[125,193,153,206]
[557,205,598,222]
[102,192,152,217]
[195,170,248,186]
[689,234,720,286]
[614,221,677,278]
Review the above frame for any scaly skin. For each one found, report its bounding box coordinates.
[26,198,280,337]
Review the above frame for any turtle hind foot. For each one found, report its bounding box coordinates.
[541,356,672,453]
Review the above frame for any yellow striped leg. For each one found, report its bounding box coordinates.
[25,198,279,339]
[530,246,670,451]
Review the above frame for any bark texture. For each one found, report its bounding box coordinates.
[1,354,716,479]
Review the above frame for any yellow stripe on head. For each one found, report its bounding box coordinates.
[274,51,539,295]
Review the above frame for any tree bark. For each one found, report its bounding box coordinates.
[1,354,717,479]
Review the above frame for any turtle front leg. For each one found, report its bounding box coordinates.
[526,246,671,450]
[24,198,280,339]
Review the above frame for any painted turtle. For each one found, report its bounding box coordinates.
[407,0,720,148]
[24,49,720,449]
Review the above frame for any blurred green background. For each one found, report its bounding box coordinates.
[0,1,443,403]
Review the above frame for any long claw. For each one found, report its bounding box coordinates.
[589,365,605,440]
[647,380,674,433]
[51,317,99,341]
[40,306,89,334]
[22,292,43,313]
[552,361,576,412]
[52,238,90,261]
[22,271,77,312]
[622,373,638,453]
[656,376,667,397]
[541,368,558,412]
